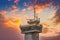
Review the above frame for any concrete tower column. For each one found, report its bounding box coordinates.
[25,33,39,40]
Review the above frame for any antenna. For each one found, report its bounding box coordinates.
[27,0,40,24]
[33,0,38,20]
[28,0,38,20]
[33,5,38,20]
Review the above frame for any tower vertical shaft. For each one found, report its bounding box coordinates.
[25,33,39,40]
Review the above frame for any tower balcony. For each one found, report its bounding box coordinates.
[20,24,42,34]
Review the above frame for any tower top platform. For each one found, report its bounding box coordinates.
[20,3,43,34]
[20,24,42,34]
[27,18,40,25]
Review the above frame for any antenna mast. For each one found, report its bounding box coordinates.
[27,0,40,24]
[33,0,38,20]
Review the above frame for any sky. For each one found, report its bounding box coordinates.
[0,0,60,40]
[0,0,60,10]
[0,0,59,24]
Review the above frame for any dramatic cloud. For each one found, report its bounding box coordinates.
[54,8,60,24]
[39,7,60,40]
[0,10,23,40]
[0,11,8,23]
[0,0,60,40]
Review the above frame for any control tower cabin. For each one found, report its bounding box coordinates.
[20,5,43,40]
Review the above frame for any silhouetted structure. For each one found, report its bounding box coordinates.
[20,7,43,40]
[20,0,43,40]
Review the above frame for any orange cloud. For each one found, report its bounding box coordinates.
[27,6,33,10]
[6,19,21,26]
[53,8,60,24]
[6,16,21,26]
[0,10,21,28]
[36,8,43,13]
[0,11,6,15]
[12,5,18,9]
[0,11,8,23]
[27,2,51,14]
[0,12,22,40]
